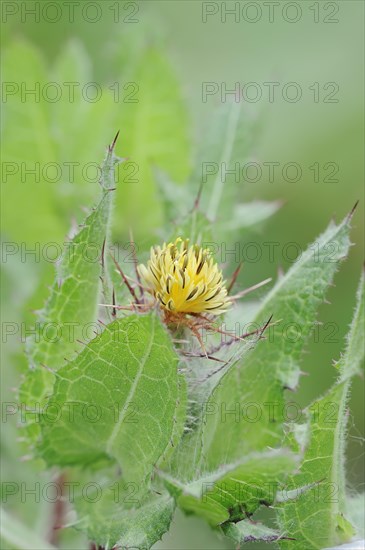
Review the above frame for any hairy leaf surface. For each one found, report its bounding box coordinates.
[277,271,364,549]
[39,314,183,485]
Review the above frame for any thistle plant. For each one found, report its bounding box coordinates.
[17,114,364,550]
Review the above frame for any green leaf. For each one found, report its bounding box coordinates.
[336,271,365,381]
[159,449,298,526]
[169,210,215,247]
[115,49,190,240]
[202,211,354,471]
[50,40,116,208]
[154,167,193,222]
[163,329,264,482]
[222,518,287,545]
[1,40,115,244]
[191,102,255,222]
[19,140,121,444]
[156,103,278,246]
[157,372,188,469]
[39,313,184,485]
[277,270,364,549]
[74,479,175,550]
[219,200,282,232]
[1,41,62,243]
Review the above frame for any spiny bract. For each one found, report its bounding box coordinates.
[138,238,231,315]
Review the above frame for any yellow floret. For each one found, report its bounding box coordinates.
[138,238,231,314]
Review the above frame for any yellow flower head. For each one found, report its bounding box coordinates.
[138,238,231,315]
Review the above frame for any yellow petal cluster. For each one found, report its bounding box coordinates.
[138,238,231,314]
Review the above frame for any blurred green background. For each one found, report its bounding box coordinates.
[1,1,364,548]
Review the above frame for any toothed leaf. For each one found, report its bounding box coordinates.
[19,142,121,446]
[203,213,353,470]
[277,271,364,549]
[160,449,298,526]
[38,314,185,486]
